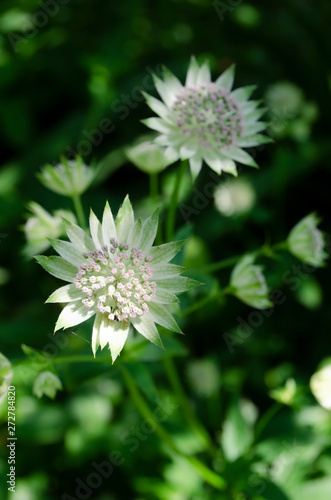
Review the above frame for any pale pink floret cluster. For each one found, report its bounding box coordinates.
[74,238,156,322]
[173,83,243,150]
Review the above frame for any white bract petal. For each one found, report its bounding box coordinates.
[230,255,273,310]
[288,213,327,267]
[143,58,269,179]
[33,371,62,399]
[310,363,331,410]
[38,198,193,362]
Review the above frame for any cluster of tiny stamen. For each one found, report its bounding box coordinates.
[74,238,156,322]
[172,83,243,150]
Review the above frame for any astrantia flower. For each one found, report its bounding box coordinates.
[38,156,96,197]
[229,254,272,309]
[33,371,63,400]
[310,363,331,410]
[23,202,76,258]
[36,196,198,363]
[143,57,271,179]
[287,213,327,267]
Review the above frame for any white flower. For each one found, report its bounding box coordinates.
[23,202,76,257]
[230,254,272,309]
[214,177,256,216]
[310,363,331,410]
[143,57,271,180]
[33,371,63,399]
[125,135,177,174]
[38,156,96,197]
[287,213,327,267]
[36,196,199,363]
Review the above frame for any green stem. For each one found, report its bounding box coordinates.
[166,161,187,242]
[72,194,86,229]
[254,402,282,442]
[121,366,226,490]
[197,241,289,275]
[163,356,218,457]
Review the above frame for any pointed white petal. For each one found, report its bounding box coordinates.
[162,66,183,98]
[221,147,258,167]
[102,201,117,247]
[142,117,172,134]
[54,302,95,332]
[143,92,173,121]
[237,134,273,147]
[153,75,178,108]
[189,155,203,181]
[231,85,257,102]
[148,302,182,333]
[185,56,200,87]
[180,138,199,160]
[115,195,134,243]
[152,264,186,280]
[62,219,95,252]
[91,313,102,357]
[98,316,130,362]
[46,284,84,303]
[149,240,185,264]
[35,256,77,283]
[48,239,85,266]
[164,146,180,166]
[131,313,163,348]
[202,149,223,174]
[220,159,237,176]
[139,209,159,253]
[89,209,104,249]
[196,61,211,85]
[215,64,236,90]
[127,218,143,248]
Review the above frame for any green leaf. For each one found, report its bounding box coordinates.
[35,256,78,282]
[221,397,254,462]
[149,240,186,265]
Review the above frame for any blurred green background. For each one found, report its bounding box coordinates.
[1,0,331,499]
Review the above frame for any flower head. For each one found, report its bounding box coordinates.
[310,362,331,410]
[33,371,63,399]
[36,196,198,363]
[38,156,96,197]
[23,202,76,257]
[287,213,327,267]
[229,254,272,309]
[143,57,271,179]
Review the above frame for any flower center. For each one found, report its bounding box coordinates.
[172,83,243,150]
[74,239,156,322]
